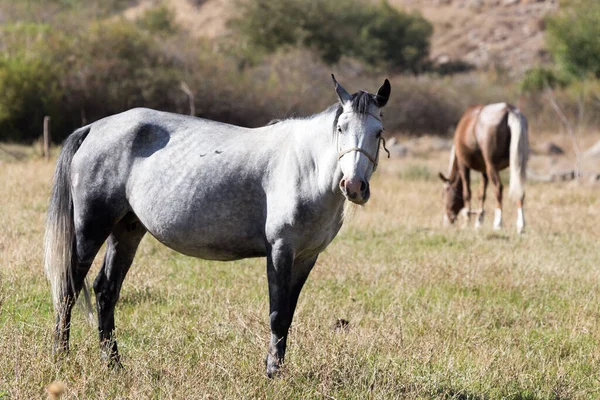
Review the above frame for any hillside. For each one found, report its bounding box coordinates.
[391,0,558,73]
[122,0,558,73]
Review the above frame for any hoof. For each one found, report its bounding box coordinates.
[101,350,124,370]
[109,359,124,370]
[265,355,282,378]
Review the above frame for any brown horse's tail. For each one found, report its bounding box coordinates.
[507,108,529,201]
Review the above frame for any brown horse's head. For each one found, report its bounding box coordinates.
[438,172,464,224]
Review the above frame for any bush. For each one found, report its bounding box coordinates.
[354,2,432,73]
[0,57,64,141]
[0,23,65,141]
[520,67,569,93]
[229,0,432,71]
[136,5,178,35]
[546,0,600,79]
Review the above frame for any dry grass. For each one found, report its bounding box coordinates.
[1,141,600,399]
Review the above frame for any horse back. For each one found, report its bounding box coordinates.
[454,103,513,172]
[453,105,486,171]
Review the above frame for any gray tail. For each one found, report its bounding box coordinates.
[44,126,93,320]
[507,108,529,201]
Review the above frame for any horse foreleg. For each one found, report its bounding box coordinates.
[458,166,471,228]
[93,215,145,368]
[265,241,293,377]
[265,243,317,378]
[475,173,488,229]
[287,256,317,328]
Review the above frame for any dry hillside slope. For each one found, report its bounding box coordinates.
[123,0,558,73]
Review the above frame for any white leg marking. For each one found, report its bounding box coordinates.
[493,208,502,230]
[443,214,450,227]
[516,207,525,234]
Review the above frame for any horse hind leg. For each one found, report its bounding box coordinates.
[93,213,146,367]
[457,165,471,228]
[54,216,112,356]
[487,167,503,230]
[516,195,525,234]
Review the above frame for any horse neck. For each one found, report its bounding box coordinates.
[289,109,344,197]
[448,152,461,189]
[450,173,462,192]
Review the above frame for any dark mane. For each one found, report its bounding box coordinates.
[350,90,377,115]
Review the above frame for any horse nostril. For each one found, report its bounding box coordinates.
[360,181,367,192]
[340,179,346,190]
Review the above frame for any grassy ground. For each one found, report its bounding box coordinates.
[1,144,600,399]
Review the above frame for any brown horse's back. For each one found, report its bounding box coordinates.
[455,103,513,173]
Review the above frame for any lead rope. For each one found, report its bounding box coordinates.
[380,136,391,159]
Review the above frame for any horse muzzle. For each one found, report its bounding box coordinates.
[340,177,370,205]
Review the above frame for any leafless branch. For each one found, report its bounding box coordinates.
[545,87,582,179]
[180,82,195,116]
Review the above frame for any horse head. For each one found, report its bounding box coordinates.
[332,75,391,205]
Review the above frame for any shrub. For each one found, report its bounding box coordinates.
[136,5,178,35]
[354,2,432,73]
[0,23,65,141]
[520,67,569,93]
[546,0,600,79]
[0,56,64,141]
[229,0,432,71]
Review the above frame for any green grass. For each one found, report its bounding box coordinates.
[1,150,600,399]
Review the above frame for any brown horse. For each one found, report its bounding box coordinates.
[438,103,529,233]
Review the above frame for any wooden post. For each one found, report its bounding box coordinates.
[180,82,195,116]
[43,116,51,160]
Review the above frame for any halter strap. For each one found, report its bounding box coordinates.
[337,136,390,170]
[335,111,390,170]
[338,146,379,165]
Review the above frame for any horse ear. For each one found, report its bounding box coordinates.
[375,79,391,108]
[331,74,352,105]
[438,172,450,183]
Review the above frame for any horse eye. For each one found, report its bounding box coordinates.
[337,126,342,134]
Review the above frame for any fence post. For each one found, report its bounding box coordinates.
[43,116,51,160]
[180,82,195,116]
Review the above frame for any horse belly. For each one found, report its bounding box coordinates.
[128,174,268,261]
[154,228,267,261]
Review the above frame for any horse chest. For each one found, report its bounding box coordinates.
[270,199,344,258]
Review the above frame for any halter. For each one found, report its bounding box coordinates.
[336,112,390,171]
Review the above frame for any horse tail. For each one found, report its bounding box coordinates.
[507,107,529,201]
[44,125,92,316]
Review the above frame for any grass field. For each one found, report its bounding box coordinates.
[1,143,600,399]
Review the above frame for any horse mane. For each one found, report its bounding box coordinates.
[265,91,377,132]
[350,90,377,115]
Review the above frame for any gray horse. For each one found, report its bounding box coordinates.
[44,75,391,377]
